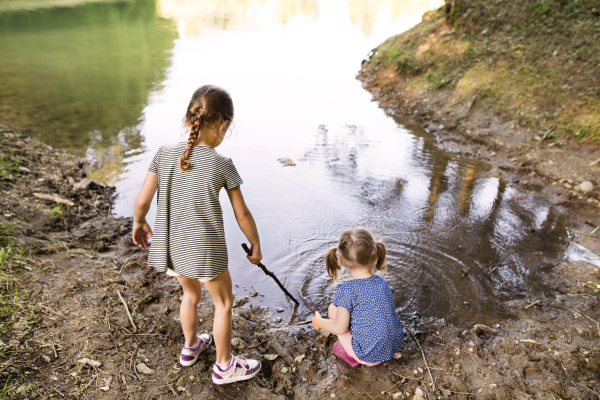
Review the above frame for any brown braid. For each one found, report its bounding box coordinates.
[178,85,234,171]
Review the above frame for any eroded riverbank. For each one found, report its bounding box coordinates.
[1,123,599,399]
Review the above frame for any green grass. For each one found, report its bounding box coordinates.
[366,0,600,142]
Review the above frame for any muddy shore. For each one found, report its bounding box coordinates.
[0,120,599,400]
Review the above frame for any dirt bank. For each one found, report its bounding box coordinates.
[357,0,600,219]
[0,122,599,400]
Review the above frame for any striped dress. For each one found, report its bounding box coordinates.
[147,143,243,280]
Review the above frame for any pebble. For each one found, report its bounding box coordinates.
[393,352,402,360]
[415,388,424,397]
[73,178,91,190]
[136,363,155,375]
[278,158,296,166]
[276,307,284,313]
[417,367,423,373]
[439,124,445,130]
[16,385,27,395]
[392,393,403,399]
[264,354,279,361]
[177,386,186,392]
[580,181,594,192]
[78,358,101,367]
[231,337,247,348]
[42,355,51,363]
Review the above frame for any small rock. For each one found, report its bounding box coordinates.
[189,375,194,380]
[413,369,418,375]
[393,352,402,360]
[276,307,284,313]
[264,354,279,361]
[580,181,594,193]
[439,124,445,130]
[294,354,305,364]
[417,367,423,373]
[392,393,403,399]
[231,337,247,348]
[474,324,497,338]
[415,388,424,397]
[42,355,51,363]
[70,372,77,377]
[278,158,296,166]
[16,385,27,395]
[78,358,101,367]
[99,376,112,391]
[489,383,497,389]
[177,386,186,392]
[509,157,518,163]
[136,363,155,375]
[454,363,460,370]
[73,178,92,190]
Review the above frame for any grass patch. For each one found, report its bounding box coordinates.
[365,0,600,142]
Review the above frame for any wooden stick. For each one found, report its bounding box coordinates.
[406,328,435,391]
[269,341,294,366]
[33,193,74,207]
[117,291,137,333]
[241,244,299,305]
[589,157,600,167]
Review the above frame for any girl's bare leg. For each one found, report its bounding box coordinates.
[203,270,234,364]
[176,276,203,348]
[328,303,337,320]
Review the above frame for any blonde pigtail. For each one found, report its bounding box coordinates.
[326,247,341,282]
[375,241,387,275]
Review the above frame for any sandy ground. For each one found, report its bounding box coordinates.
[0,121,599,400]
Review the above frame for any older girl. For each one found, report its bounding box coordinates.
[133,85,261,384]
[312,228,404,367]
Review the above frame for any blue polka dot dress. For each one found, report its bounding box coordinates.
[333,275,404,363]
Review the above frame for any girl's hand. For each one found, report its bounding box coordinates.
[311,311,321,331]
[132,220,153,248]
[247,245,262,265]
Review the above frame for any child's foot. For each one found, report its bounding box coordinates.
[333,341,360,368]
[212,354,261,385]
[180,334,212,367]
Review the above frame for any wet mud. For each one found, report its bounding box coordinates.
[1,123,599,400]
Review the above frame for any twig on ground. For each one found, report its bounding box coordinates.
[117,291,137,333]
[525,300,541,309]
[38,304,67,319]
[248,340,268,350]
[406,328,435,392]
[559,360,600,396]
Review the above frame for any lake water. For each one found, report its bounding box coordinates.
[0,0,572,325]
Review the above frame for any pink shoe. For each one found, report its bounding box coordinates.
[333,341,360,368]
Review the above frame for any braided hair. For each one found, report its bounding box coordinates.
[179,85,234,171]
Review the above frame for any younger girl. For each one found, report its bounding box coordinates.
[132,85,262,385]
[312,228,404,367]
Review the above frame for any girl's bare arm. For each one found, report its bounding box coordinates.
[226,186,262,264]
[132,172,158,248]
[312,307,350,335]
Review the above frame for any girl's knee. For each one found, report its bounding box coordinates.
[214,292,234,312]
[184,290,202,304]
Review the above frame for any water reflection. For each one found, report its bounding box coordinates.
[0,0,570,325]
[0,0,176,156]
[293,117,568,325]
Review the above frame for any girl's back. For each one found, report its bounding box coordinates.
[334,274,403,363]
[148,142,243,279]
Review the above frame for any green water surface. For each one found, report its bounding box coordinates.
[0,0,176,153]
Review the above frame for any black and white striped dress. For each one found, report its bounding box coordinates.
[147,143,243,280]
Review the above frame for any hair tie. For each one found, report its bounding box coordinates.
[186,146,191,150]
